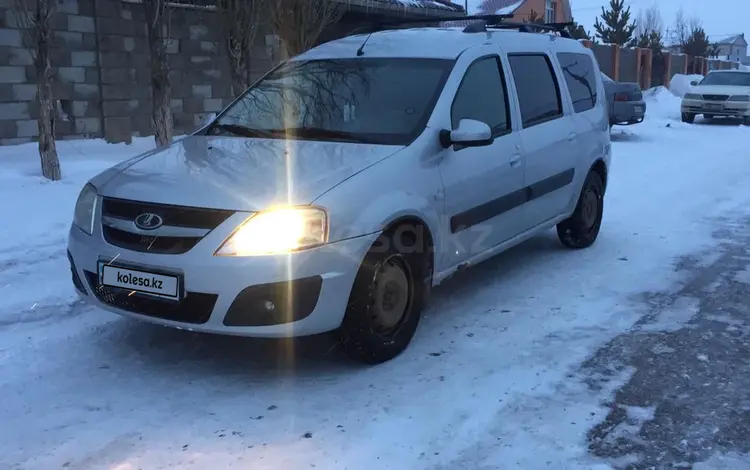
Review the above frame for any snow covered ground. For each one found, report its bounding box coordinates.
[1,89,750,470]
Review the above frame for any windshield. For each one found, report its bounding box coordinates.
[208,58,454,145]
[699,72,750,87]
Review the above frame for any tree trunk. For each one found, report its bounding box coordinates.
[144,1,173,147]
[227,37,250,97]
[36,6,60,181]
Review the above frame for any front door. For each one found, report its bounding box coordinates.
[438,52,526,269]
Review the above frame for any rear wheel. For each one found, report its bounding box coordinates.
[557,171,604,249]
[681,112,695,124]
[339,227,431,364]
[743,116,750,126]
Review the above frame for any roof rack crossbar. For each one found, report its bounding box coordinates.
[465,21,574,38]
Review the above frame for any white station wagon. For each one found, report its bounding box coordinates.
[67,16,612,364]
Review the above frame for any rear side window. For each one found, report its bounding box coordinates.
[557,52,598,113]
[508,54,563,128]
[451,56,510,135]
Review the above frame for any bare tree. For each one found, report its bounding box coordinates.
[10,0,61,181]
[216,0,269,96]
[270,0,343,58]
[633,2,663,39]
[143,0,173,147]
[668,8,703,51]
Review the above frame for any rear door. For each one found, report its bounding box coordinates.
[506,52,578,229]
[437,49,525,268]
[555,51,602,191]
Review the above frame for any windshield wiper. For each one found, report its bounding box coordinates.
[208,123,276,139]
[281,127,369,143]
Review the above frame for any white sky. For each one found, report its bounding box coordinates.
[464,0,749,44]
[570,0,748,43]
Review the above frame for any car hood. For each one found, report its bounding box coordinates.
[96,135,402,211]
[692,85,750,96]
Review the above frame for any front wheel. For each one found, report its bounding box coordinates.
[743,116,750,126]
[557,171,604,249]
[339,229,431,364]
[681,112,695,124]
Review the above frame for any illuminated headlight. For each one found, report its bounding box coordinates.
[728,95,750,102]
[214,207,328,256]
[73,183,98,235]
[683,93,702,100]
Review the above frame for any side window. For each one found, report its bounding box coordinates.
[508,54,563,128]
[451,57,510,135]
[556,52,598,113]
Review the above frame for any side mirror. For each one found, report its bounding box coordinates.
[439,119,494,149]
[690,80,698,86]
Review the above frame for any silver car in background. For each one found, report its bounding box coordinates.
[67,20,611,364]
[681,70,750,125]
[601,72,646,128]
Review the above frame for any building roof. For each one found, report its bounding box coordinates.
[474,0,527,15]
[439,0,526,26]
[354,0,465,12]
[712,33,747,45]
[168,0,465,15]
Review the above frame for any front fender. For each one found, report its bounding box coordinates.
[314,152,444,254]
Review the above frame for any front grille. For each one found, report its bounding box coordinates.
[702,94,728,102]
[102,197,234,229]
[85,271,217,324]
[102,225,201,254]
[100,197,234,254]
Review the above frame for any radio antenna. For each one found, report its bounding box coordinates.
[356,31,374,56]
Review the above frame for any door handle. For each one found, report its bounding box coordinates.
[509,154,522,167]
[568,133,577,141]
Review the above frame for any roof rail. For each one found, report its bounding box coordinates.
[346,13,514,37]
[464,21,574,38]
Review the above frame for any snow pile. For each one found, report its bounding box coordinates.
[669,73,705,98]
[643,86,681,120]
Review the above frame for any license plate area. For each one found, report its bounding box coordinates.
[99,261,182,300]
[704,103,723,110]
[634,106,643,113]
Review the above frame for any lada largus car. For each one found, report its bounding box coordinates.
[68,16,612,364]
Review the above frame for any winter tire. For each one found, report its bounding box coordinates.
[743,116,750,126]
[557,170,604,249]
[339,227,431,364]
[681,112,695,124]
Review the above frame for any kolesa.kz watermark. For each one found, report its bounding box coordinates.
[116,272,164,290]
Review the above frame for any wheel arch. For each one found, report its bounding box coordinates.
[590,158,608,193]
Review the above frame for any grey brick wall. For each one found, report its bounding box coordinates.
[0,0,280,145]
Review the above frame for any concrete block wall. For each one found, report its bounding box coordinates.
[0,0,280,145]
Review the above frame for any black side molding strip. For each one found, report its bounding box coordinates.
[450,168,575,233]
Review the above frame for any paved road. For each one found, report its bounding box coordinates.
[584,214,750,469]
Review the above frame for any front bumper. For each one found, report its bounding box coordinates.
[681,99,750,117]
[610,101,646,125]
[67,212,379,338]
